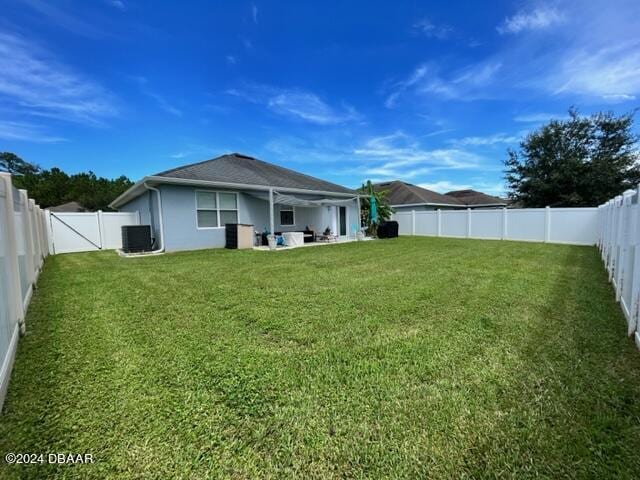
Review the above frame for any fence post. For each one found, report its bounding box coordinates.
[437,209,442,237]
[45,209,55,255]
[544,206,551,243]
[97,210,105,248]
[629,186,640,336]
[466,208,471,238]
[411,210,416,235]
[19,190,35,294]
[501,208,508,240]
[29,199,41,273]
[41,208,50,257]
[0,174,26,335]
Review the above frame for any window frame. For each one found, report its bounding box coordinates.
[195,190,239,230]
[279,206,295,227]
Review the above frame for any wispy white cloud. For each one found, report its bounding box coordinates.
[412,18,452,39]
[497,5,565,34]
[418,180,505,195]
[0,30,117,124]
[251,4,258,24]
[385,61,502,107]
[384,64,429,108]
[169,143,222,160]
[268,92,360,125]
[423,128,456,138]
[549,42,640,100]
[603,94,637,102]
[418,180,470,193]
[144,92,182,116]
[226,55,237,65]
[514,112,566,123]
[240,37,253,50]
[107,0,125,10]
[0,120,66,143]
[391,2,640,105]
[449,133,519,146]
[129,75,182,116]
[264,135,355,165]
[227,82,362,125]
[21,0,107,38]
[354,131,483,175]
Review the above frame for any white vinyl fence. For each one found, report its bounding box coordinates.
[0,173,49,411]
[46,210,139,254]
[393,207,599,246]
[598,187,640,349]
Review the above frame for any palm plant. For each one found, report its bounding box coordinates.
[359,180,394,236]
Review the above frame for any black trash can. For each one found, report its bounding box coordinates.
[377,221,399,239]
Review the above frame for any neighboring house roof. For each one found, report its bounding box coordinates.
[110,153,358,209]
[49,201,88,212]
[372,181,465,207]
[445,189,508,207]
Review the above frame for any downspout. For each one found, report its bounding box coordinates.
[144,183,165,252]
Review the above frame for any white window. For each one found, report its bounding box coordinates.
[279,207,295,226]
[196,191,238,229]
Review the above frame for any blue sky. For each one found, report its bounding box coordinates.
[1,0,639,195]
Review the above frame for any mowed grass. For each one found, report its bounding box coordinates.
[2,237,640,479]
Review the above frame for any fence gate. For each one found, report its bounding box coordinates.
[47,211,140,254]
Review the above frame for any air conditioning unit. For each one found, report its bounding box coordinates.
[225,223,255,249]
[121,225,152,253]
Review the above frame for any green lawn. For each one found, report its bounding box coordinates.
[2,237,640,479]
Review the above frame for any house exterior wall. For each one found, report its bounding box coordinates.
[159,184,242,251]
[118,184,359,252]
[118,190,162,249]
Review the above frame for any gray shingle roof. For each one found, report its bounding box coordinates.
[154,153,356,194]
[49,201,88,212]
[373,181,465,206]
[445,189,508,206]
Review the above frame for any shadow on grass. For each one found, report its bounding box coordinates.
[459,245,640,478]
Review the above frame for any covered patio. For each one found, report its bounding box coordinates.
[249,188,363,248]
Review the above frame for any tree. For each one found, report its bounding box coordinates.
[504,109,640,207]
[2,152,133,210]
[0,152,41,175]
[358,180,394,235]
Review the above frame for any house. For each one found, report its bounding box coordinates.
[373,181,509,212]
[49,201,88,212]
[109,153,361,252]
[445,189,508,208]
[372,181,465,212]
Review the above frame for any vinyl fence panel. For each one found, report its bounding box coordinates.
[598,188,640,348]
[395,212,413,236]
[47,211,139,254]
[441,210,467,237]
[0,173,48,411]
[469,210,502,239]
[548,208,600,245]
[504,209,547,242]
[414,211,438,236]
[13,188,30,305]
[101,212,140,249]
[393,207,599,245]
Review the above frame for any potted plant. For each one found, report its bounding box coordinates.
[358,180,393,237]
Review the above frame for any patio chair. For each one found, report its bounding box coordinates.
[316,227,338,242]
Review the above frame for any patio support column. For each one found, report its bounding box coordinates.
[269,188,275,235]
[356,196,361,229]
